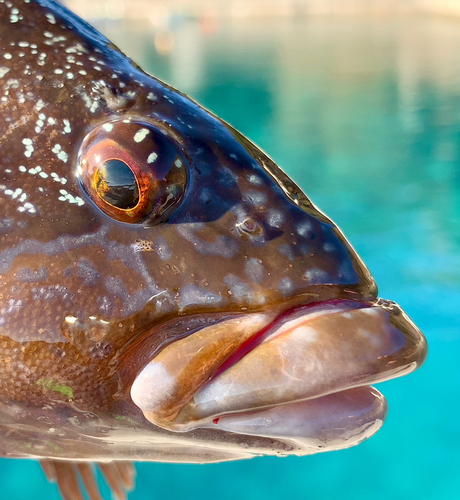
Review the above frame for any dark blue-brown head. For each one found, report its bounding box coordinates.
[0,0,376,347]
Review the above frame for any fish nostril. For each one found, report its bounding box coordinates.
[236,216,264,239]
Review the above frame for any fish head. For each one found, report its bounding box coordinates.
[0,0,426,466]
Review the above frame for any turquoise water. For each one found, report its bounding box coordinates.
[4,13,460,500]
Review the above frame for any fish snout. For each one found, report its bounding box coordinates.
[130,299,426,454]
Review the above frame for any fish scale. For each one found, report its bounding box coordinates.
[0,1,426,499]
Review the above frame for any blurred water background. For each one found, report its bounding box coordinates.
[3,1,460,499]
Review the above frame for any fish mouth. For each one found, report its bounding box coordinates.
[130,299,426,454]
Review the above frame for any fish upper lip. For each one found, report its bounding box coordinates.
[209,299,374,383]
[130,297,427,432]
[119,294,369,384]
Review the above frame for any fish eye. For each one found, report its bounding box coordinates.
[77,119,188,225]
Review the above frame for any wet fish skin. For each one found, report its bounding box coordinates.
[0,0,373,450]
[0,1,426,499]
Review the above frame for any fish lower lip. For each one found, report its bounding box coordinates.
[130,299,426,447]
[201,385,389,454]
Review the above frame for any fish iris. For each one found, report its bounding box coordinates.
[95,159,139,210]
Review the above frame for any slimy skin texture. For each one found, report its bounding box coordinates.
[0,1,427,499]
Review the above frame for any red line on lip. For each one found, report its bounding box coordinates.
[208,299,370,384]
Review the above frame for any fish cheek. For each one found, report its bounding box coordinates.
[0,237,154,343]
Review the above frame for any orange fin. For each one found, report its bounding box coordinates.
[40,460,136,500]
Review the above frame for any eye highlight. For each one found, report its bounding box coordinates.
[77,119,188,225]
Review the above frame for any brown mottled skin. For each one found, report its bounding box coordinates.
[0,1,426,499]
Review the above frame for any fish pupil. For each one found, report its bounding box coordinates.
[95,159,139,210]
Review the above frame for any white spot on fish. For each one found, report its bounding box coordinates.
[278,277,294,296]
[303,268,329,284]
[35,99,45,111]
[297,221,313,237]
[58,189,84,206]
[10,8,21,23]
[246,190,267,206]
[50,172,67,185]
[45,13,56,24]
[65,43,88,54]
[147,152,158,164]
[267,209,284,228]
[134,128,150,143]
[247,174,262,186]
[17,202,37,214]
[52,144,68,163]
[63,119,71,134]
[22,138,34,158]
[102,123,113,132]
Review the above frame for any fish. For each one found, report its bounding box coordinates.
[0,1,427,499]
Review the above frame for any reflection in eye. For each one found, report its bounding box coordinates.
[95,159,139,210]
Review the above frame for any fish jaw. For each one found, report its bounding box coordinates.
[130,299,426,453]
